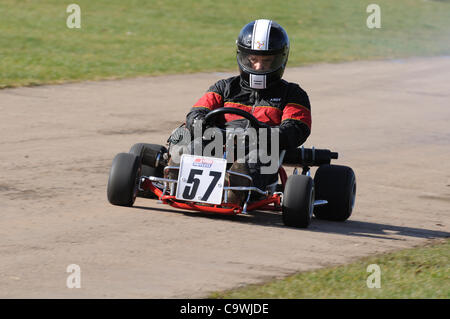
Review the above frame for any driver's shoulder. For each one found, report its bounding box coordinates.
[207,76,240,97]
[279,80,311,110]
[280,79,308,96]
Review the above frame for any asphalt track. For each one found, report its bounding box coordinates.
[0,57,449,298]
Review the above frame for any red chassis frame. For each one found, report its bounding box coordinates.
[139,166,289,215]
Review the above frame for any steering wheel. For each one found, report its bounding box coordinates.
[203,108,272,161]
[204,107,270,129]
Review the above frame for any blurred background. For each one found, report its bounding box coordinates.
[1,0,449,88]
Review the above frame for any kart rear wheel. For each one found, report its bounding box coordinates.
[313,164,356,221]
[282,175,314,228]
[129,143,167,199]
[107,153,141,207]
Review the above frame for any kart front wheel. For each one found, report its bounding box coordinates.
[129,143,167,199]
[313,164,356,221]
[282,175,314,228]
[107,153,141,207]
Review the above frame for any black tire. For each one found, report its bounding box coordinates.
[313,164,356,221]
[282,175,314,228]
[107,153,141,207]
[129,143,167,199]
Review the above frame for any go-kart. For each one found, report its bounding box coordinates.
[107,108,356,228]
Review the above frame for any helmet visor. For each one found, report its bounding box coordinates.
[237,51,286,74]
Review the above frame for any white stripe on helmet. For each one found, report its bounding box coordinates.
[251,19,272,51]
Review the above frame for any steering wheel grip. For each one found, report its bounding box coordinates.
[204,107,269,129]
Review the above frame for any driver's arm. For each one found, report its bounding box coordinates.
[186,80,225,135]
[278,85,312,150]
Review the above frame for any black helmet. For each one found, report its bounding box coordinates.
[236,19,290,89]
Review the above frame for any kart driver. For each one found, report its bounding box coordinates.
[170,19,312,203]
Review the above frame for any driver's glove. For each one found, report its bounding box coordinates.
[186,114,207,138]
[191,117,207,140]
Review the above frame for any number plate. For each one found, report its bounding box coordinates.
[176,154,227,205]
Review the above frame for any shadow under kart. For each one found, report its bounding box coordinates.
[107,108,356,229]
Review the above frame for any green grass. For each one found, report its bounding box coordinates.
[209,238,450,299]
[1,0,450,88]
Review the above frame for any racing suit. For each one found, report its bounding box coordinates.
[186,76,311,150]
[183,75,312,190]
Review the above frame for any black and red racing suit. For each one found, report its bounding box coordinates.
[182,75,312,189]
[186,75,312,151]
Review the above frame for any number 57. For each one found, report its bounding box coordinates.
[182,169,222,201]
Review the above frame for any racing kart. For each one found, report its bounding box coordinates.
[107,108,356,228]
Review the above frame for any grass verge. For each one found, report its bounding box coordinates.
[1,0,450,88]
[209,238,450,298]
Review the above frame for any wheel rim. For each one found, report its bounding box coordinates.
[309,188,314,219]
[132,166,141,203]
[349,181,356,211]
